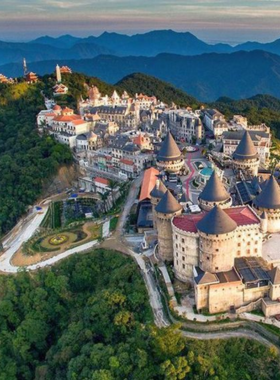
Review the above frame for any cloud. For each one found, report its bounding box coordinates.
[0,0,280,41]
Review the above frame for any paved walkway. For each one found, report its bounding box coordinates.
[102,219,110,238]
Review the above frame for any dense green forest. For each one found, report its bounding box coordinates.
[0,82,72,236]
[0,249,278,380]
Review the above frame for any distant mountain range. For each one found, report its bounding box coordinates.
[1,30,280,67]
[1,50,280,101]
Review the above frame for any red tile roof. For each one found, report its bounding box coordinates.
[120,159,134,166]
[94,177,109,185]
[173,206,259,233]
[139,167,160,201]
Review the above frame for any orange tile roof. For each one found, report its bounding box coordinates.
[53,115,80,122]
[139,167,160,201]
[72,119,87,125]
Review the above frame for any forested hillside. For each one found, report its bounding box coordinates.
[3,50,280,101]
[0,249,278,380]
[212,94,280,138]
[117,73,199,107]
[0,82,72,236]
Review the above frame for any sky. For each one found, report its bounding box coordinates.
[0,0,280,44]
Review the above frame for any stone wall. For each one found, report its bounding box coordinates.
[172,225,199,282]
[208,282,244,313]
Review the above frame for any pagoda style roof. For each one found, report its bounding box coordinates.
[155,190,182,214]
[199,171,230,203]
[197,205,237,235]
[157,132,182,162]
[150,179,167,199]
[233,131,258,160]
[253,175,280,210]
[269,266,280,285]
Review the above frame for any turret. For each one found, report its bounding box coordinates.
[253,175,280,233]
[156,132,184,174]
[197,205,237,273]
[155,190,183,261]
[198,171,232,211]
[150,179,167,229]
[232,131,259,176]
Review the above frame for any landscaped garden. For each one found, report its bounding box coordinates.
[22,221,102,257]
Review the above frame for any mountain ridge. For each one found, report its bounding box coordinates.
[2,30,280,67]
[2,50,280,101]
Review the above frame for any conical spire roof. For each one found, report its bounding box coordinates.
[199,171,230,203]
[269,266,280,285]
[157,132,182,162]
[233,131,258,160]
[155,190,182,214]
[150,179,167,199]
[253,175,280,209]
[197,205,237,235]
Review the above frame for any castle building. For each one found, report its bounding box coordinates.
[223,130,271,165]
[155,190,183,261]
[232,131,260,176]
[253,175,280,233]
[156,132,185,173]
[198,171,232,211]
[171,205,262,283]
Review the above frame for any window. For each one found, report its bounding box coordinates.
[183,264,185,269]
[215,267,219,270]
[182,247,185,252]
[182,238,185,243]
[238,243,241,247]
[207,256,210,260]
[216,249,219,252]
[176,244,178,249]
[183,256,185,261]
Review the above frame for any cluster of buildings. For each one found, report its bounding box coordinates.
[33,69,280,317]
[137,128,280,317]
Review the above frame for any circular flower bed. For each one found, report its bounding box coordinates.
[49,234,69,246]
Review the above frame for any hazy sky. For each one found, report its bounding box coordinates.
[1,0,280,43]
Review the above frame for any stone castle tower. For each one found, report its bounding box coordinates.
[232,131,259,176]
[253,175,280,233]
[197,205,237,273]
[198,171,232,211]
[155,190,182,261]
[150,179,167,230]
[156,132,185,173]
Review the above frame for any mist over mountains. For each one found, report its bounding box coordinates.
[2,30,280,101]
[1,30,280,67]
